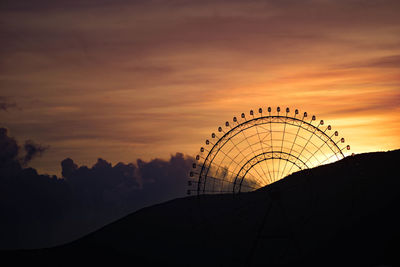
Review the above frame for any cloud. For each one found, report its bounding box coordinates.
[0,97,17,111]
[0,128,21,172]
[0,128,193,249]
[362,55,400,68]
[0,128,48,169]
[337,55,400,69]
[328,92,400,117]
[22,140,48,165]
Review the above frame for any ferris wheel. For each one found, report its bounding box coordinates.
[188,107,350,195]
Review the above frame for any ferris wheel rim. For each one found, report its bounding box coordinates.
[198,114,344,193]
[233,150,308,193]
[189,107,351,196]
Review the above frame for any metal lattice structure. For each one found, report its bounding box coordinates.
[188,107,350,195]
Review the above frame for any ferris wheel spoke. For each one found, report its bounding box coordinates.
[293,117,320,166]
[303,139,330,166]
[257,124,271,135]
[230,138,275,185]
[301,139,324,165]
[277,112,288,179]
[285,136,322,175]
[205,174,259,192]
[226,136,269,186]
[319,151,342,165]
[217,143,265,187]
[267,110,276,181]
[212,129,270,180]
[281,113,304,178]
[209,149,266,188]
[251,111,273,185]
[260,129,271,143]
[251,120,273,184]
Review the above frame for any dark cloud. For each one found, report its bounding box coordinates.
[0,128,21,172]
[0,97,17,111]
[22,140,48,165]
[0,128,193,249]
[0,128,47,169]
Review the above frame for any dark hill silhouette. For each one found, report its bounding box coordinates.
[2,149,400,266]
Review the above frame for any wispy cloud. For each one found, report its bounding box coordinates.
[0,97,17,111]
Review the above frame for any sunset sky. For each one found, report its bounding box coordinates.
[1,0,399,175]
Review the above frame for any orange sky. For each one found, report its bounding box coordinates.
[1,0,399,175]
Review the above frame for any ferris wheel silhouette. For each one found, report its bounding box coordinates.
[188,107,350,195]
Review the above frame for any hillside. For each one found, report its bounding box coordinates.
[3,149,400,266]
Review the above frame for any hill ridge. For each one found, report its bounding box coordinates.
[3,149,400,266]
